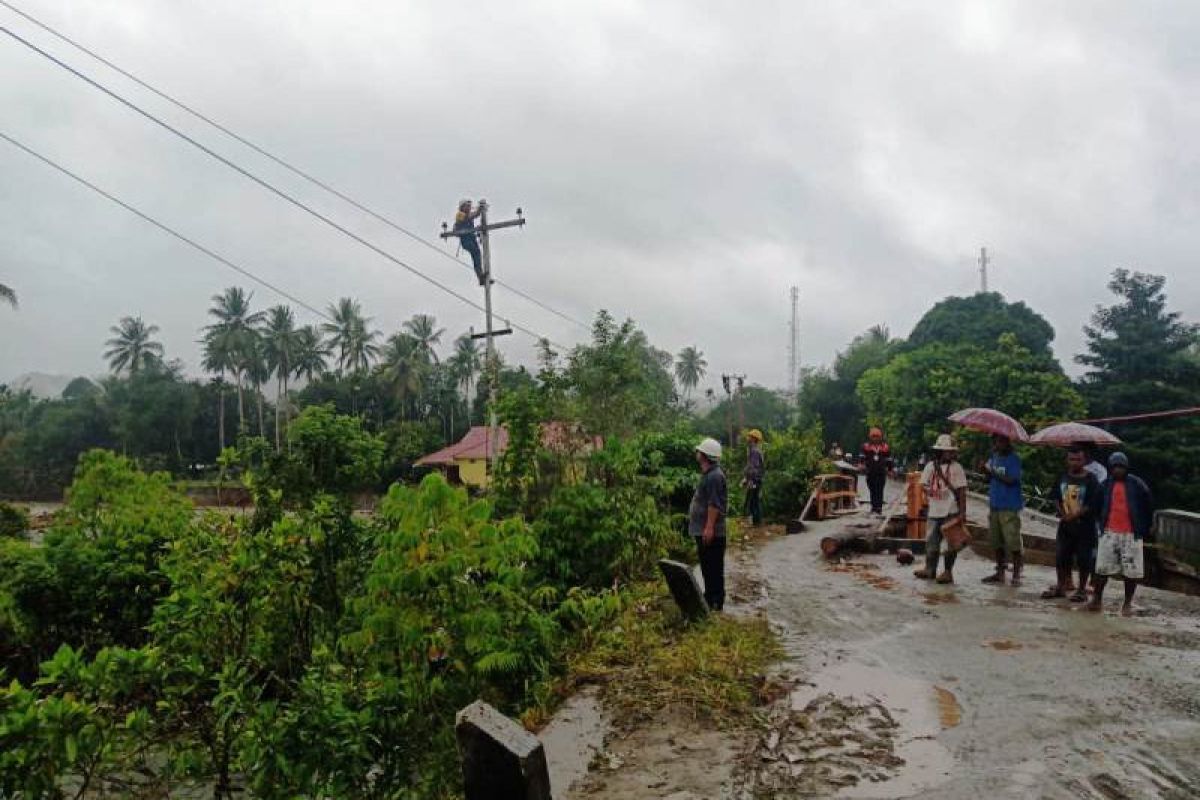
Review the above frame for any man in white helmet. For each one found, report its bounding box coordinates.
[453,198,486,285]
[690,437,729,611]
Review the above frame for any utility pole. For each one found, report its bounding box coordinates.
[978,247,989,294]
[721,373,746,449]
[788,286,799,404]
[441,200,524,479]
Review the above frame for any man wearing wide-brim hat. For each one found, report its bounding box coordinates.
[915,434,969,584]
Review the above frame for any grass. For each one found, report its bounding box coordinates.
[542,580,781,729]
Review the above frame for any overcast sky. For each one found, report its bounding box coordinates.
[2,0,1199,393]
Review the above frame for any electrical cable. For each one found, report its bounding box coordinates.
[0,22,569,350]
[0,0,592,331]
[0,128,334,323]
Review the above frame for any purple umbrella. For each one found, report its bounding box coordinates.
[948,408,1030,442]
[1029,422,1122,447]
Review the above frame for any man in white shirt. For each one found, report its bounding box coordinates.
[914,434,969,584]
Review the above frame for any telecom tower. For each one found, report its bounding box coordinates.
[979,247,990,293]
[788,286,799,401]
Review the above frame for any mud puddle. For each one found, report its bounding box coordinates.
[738,662,954,798]
[540,686,611,797]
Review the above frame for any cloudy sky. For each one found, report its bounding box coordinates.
[2,0,1199,393]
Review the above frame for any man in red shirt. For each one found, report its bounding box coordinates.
[1090,452,1154,616]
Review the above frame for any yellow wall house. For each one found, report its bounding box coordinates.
[415,426,508,489]
[415,423,603,490]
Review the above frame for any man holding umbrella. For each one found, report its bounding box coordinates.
[980,434,1024,586]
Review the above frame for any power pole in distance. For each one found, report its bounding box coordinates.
[441,200,525,479]
[721,373,747,449]
[788,286,799,404]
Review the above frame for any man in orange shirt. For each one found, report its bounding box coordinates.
[1090,452,1154,616]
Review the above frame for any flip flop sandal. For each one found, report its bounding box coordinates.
[1069,590,1087,603]
[1041,588,1066,599]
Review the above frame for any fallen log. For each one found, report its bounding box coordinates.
[819,531,926,559]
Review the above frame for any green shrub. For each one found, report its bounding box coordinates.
[0,503,28,538]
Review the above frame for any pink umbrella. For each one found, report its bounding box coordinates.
[948,408,1029,442]
[1029,422,1122,447]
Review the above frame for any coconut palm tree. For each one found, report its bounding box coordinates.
[380,332,427,416]
[0,283,15,309]
[260,306,301,448]
[674,345,707,401]
[293,325,330,383]
[403,314,446,365]
[449,335,482,424]
[244,336,269,438]
[323,297,380,375]
[104,316,164,376]
[205,287,264,434]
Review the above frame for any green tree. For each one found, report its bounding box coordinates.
[402,313,445,365]
[858,334,1085,469]
[103,316,164,376]
[1076,269,1200,507]
[566,311,677,439]
[674,346,707,404]
[322,298,379,376]
[292,324,330,383]
[799,325,898,449]
[205,287,264,435]
[906,292,1055,356]
[379,333,428,418]
[260,305,300,449]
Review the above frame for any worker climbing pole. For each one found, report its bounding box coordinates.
[441,199,526,477]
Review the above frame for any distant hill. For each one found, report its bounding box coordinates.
[7,372,77,398]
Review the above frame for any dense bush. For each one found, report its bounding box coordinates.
[0,502,28,538]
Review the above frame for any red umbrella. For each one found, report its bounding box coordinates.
[1029,422,1122,447]
[948,408,1029,442]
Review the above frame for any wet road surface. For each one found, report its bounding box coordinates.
[758,510,1200,799]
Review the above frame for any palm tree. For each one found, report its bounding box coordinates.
[674,345,707,401]
[260,305,300,448]
[448,334,482,426]
[403,314,446,365]
[293,325,330,383]
[380,332,427,416]
[244,336,269,439]
[205,287,264,434]
[0,283,15,309]
[323,298,380,375]
[201,335,235,452]
[104,316,164,376]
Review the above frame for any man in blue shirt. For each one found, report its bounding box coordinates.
[690,437,728,611]
[980,434,1024,586]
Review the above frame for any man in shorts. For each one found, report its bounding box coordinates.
[913,434,968,584]
[1043,448,1103,603]
[980,434,1024,586]
[1090,452,1153,616]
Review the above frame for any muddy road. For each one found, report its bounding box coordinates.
[758,511,1200,799]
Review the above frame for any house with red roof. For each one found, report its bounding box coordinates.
[415,423,601,489]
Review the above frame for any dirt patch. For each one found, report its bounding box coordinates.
[933,686,961,728]
[982,638,1023,651]
[826,561,898,591]
[920,591,960,606]
[736,693,904,797]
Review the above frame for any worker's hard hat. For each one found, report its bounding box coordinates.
[695,437,723,461]
[458,198,472,209]
[932,434,958,451]
[746,429,763,442]
[869,427,884,439]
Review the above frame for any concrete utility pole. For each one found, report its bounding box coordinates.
[979,247,990,294]
[441,200,525,479]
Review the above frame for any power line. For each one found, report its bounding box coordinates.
[0,22,569,351]
[0,0,591,331]
[0,129,334,323]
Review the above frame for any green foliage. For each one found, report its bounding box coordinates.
[695,384,793,441]
[799,325,898,449]
[0,502,28,538]
[566,311,679,438]
[760,428,829,521]
[906,292,1055,356]
[858,334,1085,461]
[532,483,682,591]
[1077,270,1200,507]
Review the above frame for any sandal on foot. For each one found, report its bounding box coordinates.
[1041,587,1066,599]
[1069,590,1087,603]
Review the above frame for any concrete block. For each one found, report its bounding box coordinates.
[456,700,552,800]
[658,558,709,620]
